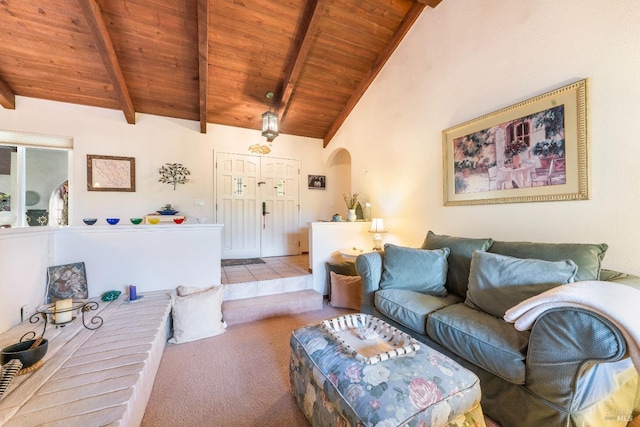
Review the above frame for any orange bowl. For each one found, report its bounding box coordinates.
[173,218,185,224]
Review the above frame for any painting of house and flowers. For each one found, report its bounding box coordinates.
[454,105,566,195]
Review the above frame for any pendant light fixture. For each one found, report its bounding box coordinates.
[262,91,279,143]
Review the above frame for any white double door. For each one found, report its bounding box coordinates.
[216,152,300,259]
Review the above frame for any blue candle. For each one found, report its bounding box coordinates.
[129,285,137,300]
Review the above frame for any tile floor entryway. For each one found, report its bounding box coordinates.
[221,254,312,301]
[221,254,310,284]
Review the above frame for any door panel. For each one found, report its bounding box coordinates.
[217,153,261,258]
[216,153,299,259]
[260,157,300,257]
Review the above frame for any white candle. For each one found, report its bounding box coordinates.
[54,298,73,324]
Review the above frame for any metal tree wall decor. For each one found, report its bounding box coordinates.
[158,163,190,190]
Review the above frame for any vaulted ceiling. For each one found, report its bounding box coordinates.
[0,0,441,146]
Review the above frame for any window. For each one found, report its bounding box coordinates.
[0,131,71,227]
[509,121,530,147]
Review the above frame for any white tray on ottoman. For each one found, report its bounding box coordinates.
[321,313,420,364]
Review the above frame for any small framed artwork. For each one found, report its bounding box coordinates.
[442,79,589,206]
[308,174,326,189]
[47,262,88,302]
[87,154,136,192]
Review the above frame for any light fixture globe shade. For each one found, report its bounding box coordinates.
[262,111,279,141]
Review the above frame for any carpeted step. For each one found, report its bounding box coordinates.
[222,289,323,326]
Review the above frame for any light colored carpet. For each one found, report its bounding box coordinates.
[142,304,500,426]
[222,290,323,326]
[142,304,348,427]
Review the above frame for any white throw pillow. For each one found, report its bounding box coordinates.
[177,285,215,296]
[169,285,227,344]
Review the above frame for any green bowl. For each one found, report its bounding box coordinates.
[130,218,143,225]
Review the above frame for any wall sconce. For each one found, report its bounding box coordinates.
[262,91,279,143]
[369,218,387,250]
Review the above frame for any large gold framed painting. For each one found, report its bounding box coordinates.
[443,79,589,206]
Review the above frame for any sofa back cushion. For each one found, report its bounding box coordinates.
[421,231,494,297]
[465,251,578,318]
[380,243,449,296]
[488,240,607,281]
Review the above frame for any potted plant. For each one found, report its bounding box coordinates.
[454,159,476,177]
[342,193,359,222]
[532,138,564,167]
[504,138,529,168]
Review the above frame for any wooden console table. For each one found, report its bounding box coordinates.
[0,291,171,426]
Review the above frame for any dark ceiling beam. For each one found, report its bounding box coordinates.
[275,0,327,122]
[323,1,427,146]
[416,0,442,7]
[0,76,16,110]
[78,0,136,124]
[197,0,209,134]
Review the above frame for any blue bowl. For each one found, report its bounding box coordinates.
[106,218,120,225]
[83,218,97,225]
[157,210,178,215]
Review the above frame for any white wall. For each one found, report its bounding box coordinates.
[309,221,372,294]
[0,225,223,334]
[327,0,640,276]
[0,98,332,245]
[0,228,52,332]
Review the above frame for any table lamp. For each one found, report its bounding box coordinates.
[369,218,387,250]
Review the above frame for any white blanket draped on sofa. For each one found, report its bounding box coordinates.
[504,281,640,374]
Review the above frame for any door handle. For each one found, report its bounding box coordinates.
[262,202,270,229]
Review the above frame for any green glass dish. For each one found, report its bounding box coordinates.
[101,290,122,302]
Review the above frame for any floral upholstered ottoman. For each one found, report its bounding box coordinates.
[290,318,485,427]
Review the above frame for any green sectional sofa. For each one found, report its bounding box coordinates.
[355,231,640,426]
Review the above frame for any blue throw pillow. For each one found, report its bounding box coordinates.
[465,251,578,318]
[422,231,493,297]
[380,244,449,296]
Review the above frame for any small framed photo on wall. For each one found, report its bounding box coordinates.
[308,175,326,189]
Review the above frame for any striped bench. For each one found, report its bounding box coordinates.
[0,291,171,426]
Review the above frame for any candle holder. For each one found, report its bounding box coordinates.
[20,301,103,342]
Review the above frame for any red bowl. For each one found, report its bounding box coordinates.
[173,218,185,224]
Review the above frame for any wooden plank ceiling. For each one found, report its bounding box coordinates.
[0,0,441,146]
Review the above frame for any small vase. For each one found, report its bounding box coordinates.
[26,209,49,226]
[347,209,357,222]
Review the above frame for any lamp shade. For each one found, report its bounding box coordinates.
[369,218,386,234]
[261,111,279,141]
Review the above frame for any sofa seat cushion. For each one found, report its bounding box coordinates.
[375,289,462,334]
[427,303,530,385]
